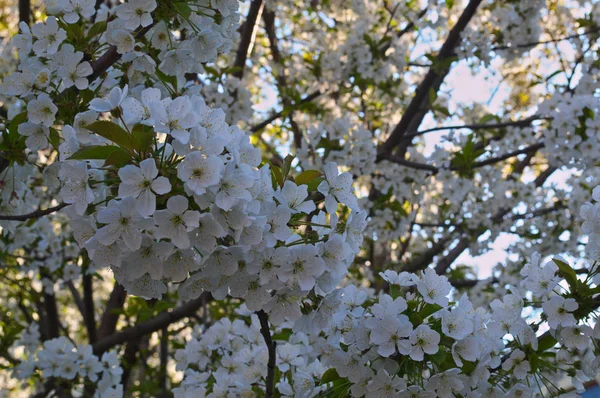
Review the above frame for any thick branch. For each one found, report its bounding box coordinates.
[82,274,97,344]
[263,7,303,149]
[97,283,127,339]
[19,0,30,24]
[88,24,154,82]
[92,292,210,355]
[257,310,276,398]
[379,0,483,156]
[233,0,264,79]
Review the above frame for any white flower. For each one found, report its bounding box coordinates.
[425,368,464,398]
[27,93,58,126]
[59,60,93,90]
[18,122,49,151]
[94,197,143,251]
[121,87,161,124]
[502,349,530,380]
[154,195,200,249]
[542,296,578,329]
[90,85,129,112]
[344,210,368,253]
[31,17,66,55]
[317,234,353,275]
[60,161,94,216]
[318,162,359,213]
[150,96,200,144]
[213,164,254,211]
[416,268,452,307]
[409,324,440,361]
[441,306,473,340]
[116,0,157,29]
[275,181,315,214]
[111,29,135,54]
[247,247,289,285]
[118,158,171,216]
[177,152,224,195]
[277,343,304,372]
[60,0,96,24]
[277,245,325,291]
[366,369,407,398]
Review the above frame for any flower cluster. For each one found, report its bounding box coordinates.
[13,325,123,398]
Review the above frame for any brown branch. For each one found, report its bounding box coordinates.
[250,90,322,133]
[434,165,557,275]
[82,274,97,344]
[403,115,544,140]
[263,7,304,149]
[380,142,545,173]
[88,24,154,82]
[491,27,600,52]
[97,283,127,339]
[233,0,264,79]
[66,281,85,318]
[257,310,276,398]
[378,0,483,157]
[19,0,30,24]
[92,292,211,355]
[471,142,545,168]
[0,203,67,221]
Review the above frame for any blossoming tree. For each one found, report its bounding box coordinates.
[0,0,599,396]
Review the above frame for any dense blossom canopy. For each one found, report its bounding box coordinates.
[0,0,599,397]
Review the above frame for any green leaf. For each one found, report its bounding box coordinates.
[307,177,324,192]
[553,258,578,291]
[272,328,293,341]
[537,334,557,352]
[69,145,121,160]
[86,20,107,40]
[48,128,61,148]
[419,303,443,319]
[281,154,295,182]
[104,148,131,167]
[132,124,155,154]
[431,349,446,366]
[446,0,455,8]
[271,165,284,188]
[86,121,135,151]
[173,2,192,18]
[319,368,341,385]
[295,170,322,186]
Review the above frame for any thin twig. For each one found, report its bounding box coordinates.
[0,203,67,221]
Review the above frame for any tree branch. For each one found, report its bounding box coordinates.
[92,292,211,355]
[97,283,127,339]
[263,7,304,149]
[378,0,483,157]
[491,27,600,52]
[82,274,97,344]
[233,0,264,79]
[0,203,67,221]
[257,310,276,398]
[402,115,544,140]
[250,90,322,133]
[19,0,30,25]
